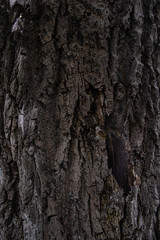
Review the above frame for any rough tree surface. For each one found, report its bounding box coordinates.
[0,0,160,239]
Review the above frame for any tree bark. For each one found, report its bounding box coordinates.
[0,0,160,239]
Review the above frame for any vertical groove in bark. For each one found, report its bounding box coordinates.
[0,0,160,239]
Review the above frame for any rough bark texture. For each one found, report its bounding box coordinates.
[0,0,160,239]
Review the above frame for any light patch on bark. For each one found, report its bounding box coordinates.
[9,0,26,8]
[12,17,23,33]
[18,105,24,134]
[0,168,4,191]
[9,0,17,7]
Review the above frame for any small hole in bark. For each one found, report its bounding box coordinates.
[106,130,130,195]
[90,103,97,114]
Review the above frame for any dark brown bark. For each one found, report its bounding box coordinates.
[0,0,160,239]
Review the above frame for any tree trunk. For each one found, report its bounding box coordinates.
[0,0,160,239]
